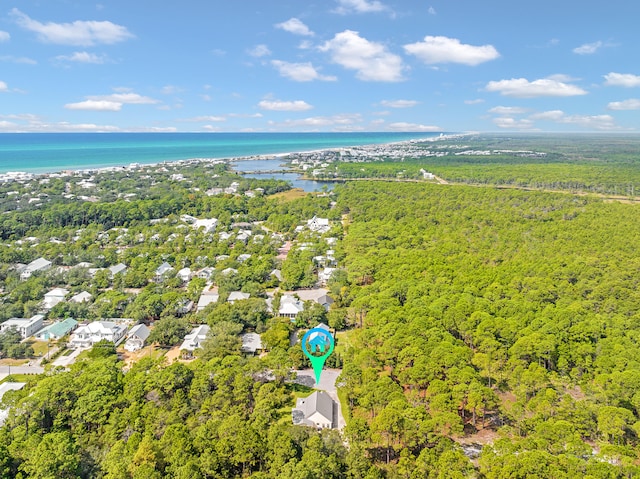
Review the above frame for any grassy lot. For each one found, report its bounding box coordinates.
[0,358,28,366]
[30,340,50,357]
[334,328,357,356]
[268,188,308,201]
[337,387,350,425]
[275,382,314,426]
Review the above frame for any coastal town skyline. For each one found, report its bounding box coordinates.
[1,0,640,133]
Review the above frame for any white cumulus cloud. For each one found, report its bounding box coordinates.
[604,72,640,87]
[492,117,535,129]
[182,116,226,122]
[607,99,640,110]
[333,0,388,14]
[258,99,313,111]
[529,110,565,121]
[0,55,37,65]
[387,122,442,132]
[269,113,363,130]
[271,60,337,82]
[530,110,617,130]
[0,31,9,42]
[573,41,603,55]
[0,81,8,92]
[248,44,271,57]
[275,18,314,36]
[10,8,134,46]
[404,36,500,66]
[319,30,404,82]
[88,92,159,104]
[380,99,419,108]
[485,77,588,98]
[64,100,122,111]
[489,106,528,115]
[64,91,160,112]
[55,51,108,64]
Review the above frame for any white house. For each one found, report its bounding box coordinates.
[196,267,215,280]
[124,324,151,352]
[70,291,93,303]
[154,262,174,282]
[293,391,334,429]
[108,263,127,277]
[43,288,69,310]
[197,291,219,312]
[237,254,252,263]
[0,315,45,339]
[240,332,263,354]
[228,291,250,303]
[270,269,283,282]
[177,267,193,283]
[20,258,52,280]
[318,268,337,285]
[307,216,330,234]
[193,218,218,234]
[179,325,210,355]
[68,321,128,349]
[279,295,305,319]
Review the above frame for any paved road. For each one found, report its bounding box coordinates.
[294,368,346,430]
[52,348,82,367]
[0,364,44,381]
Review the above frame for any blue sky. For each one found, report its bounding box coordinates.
[1,0,640,133]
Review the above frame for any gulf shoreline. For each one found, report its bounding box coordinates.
[1,133,464,178]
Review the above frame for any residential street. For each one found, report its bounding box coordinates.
[0,364,44,381]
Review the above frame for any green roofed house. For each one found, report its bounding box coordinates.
[35,318,78,341]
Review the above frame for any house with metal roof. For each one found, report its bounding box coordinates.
[20,257,52,280]
[35,318,78,341]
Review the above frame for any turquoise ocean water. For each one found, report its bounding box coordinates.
[0,132,446,174]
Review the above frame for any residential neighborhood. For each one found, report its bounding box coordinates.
[0,162,351,474]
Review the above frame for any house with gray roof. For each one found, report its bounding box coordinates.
[293,391,334,429]
[108,263,127,277]
[20,257,52,280]
[124,324,151,352]
[43,288,69,310]
[154,262,174,282]
[228,291,250,303]
[70,291,93,303]
[179,325,210,357]
[240,332,263,354]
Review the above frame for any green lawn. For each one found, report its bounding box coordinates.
[30,341,50,357]
[0,373,40,385]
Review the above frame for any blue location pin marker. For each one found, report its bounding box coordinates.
[301,326,335,385]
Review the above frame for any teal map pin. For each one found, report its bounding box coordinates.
[301,326,335,385]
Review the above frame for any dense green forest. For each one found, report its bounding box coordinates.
[3,136,640,478]
[330,134,640,197]
[335,181,640,477]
